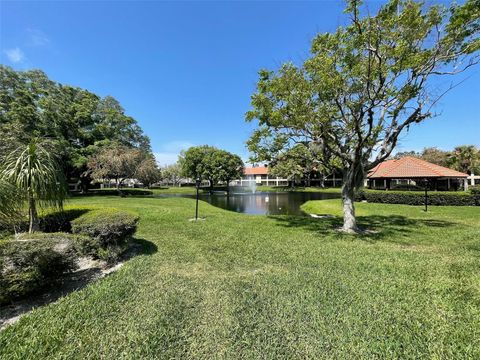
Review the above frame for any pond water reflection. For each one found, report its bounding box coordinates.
[157,191,340,216]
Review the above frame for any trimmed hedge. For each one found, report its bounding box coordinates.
[0,233,79,304]
[357,189,479,206]
[71,208,139,262]
[73,188,153,197]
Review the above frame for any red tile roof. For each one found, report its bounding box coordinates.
[244,166,269,175]
[368,156,468,179]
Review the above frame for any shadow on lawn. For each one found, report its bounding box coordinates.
[0,237,157,330]
[269,214,458,244]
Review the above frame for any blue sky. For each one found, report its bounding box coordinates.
[1,0,479,165]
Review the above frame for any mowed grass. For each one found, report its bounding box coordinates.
[1,196,479,359]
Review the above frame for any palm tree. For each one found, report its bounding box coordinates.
[1,139,67,233]
[448,145,480,175]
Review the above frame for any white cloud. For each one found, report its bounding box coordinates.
[4,48,25,63]
[26,28,50,47]
[154,140,195,166]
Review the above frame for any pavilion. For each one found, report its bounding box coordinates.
[366,156,469,191]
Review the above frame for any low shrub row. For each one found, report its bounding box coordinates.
[0,207,139,304]
[73,188,153,197]
[356,189,479,206]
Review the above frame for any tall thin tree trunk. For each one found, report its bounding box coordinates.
[341,170,360,233]
[28,190,39,233]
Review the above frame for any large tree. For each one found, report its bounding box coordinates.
[246,0,479,233]
[0,66,151,190]
[162,163,183,187]
[179,146,244,193]
[136,155,162,188]
[420,147,450,167]
[209,150,244,194]
[87,143,145,189]
[268,144,315,188]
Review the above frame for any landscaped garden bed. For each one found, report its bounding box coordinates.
[0,206,139,310]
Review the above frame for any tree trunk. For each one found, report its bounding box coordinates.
[209,180,214,194]
[28,190,39,233]
[226,180,230,196]
[341,169,360,233]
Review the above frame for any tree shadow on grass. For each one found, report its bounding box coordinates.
[0,237,157,330]
[269,214,458,245]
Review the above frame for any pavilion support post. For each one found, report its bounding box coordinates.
[464,178,469,191]
[424,179,428,212]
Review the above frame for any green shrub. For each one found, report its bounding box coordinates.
[71,208,139,262]
[0,233,79,304]
[39,207,91,233]
[356,189,477,206]
[470,185,480,206]
[73,189,153,197]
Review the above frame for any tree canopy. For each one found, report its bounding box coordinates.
[246,0,480,233]
[161,163,183,186]
[0,66,151,190]
[87,143,146,189]
[179,146,244,192]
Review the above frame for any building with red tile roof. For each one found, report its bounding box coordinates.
[244,166,269,176]
[367,156,469,191]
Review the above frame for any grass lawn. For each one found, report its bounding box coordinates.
[1,197,479,358]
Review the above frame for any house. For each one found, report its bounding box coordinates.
[367,156,469,191]
[236,166,289,187]
[235,166,343,187]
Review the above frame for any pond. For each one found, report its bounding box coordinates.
[156,191,340,216]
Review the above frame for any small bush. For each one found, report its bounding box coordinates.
[71,208,139,262]
[39,207,91,233]
[470,185,480,206]
[356,189,477,206]
[0,233,79,304]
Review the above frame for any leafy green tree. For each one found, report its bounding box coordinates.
[179,146,244,193]
[0,139,67,233]
[136,155,162,188]
[0,66,151,190]
[269,144,315,188]
[393,151,420,160]
[179,145,217,183]
[87,143,144,189]
[246,0,479,233]
[162,163,183,186]
[209,150,244,194]
[420,148,450,167]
